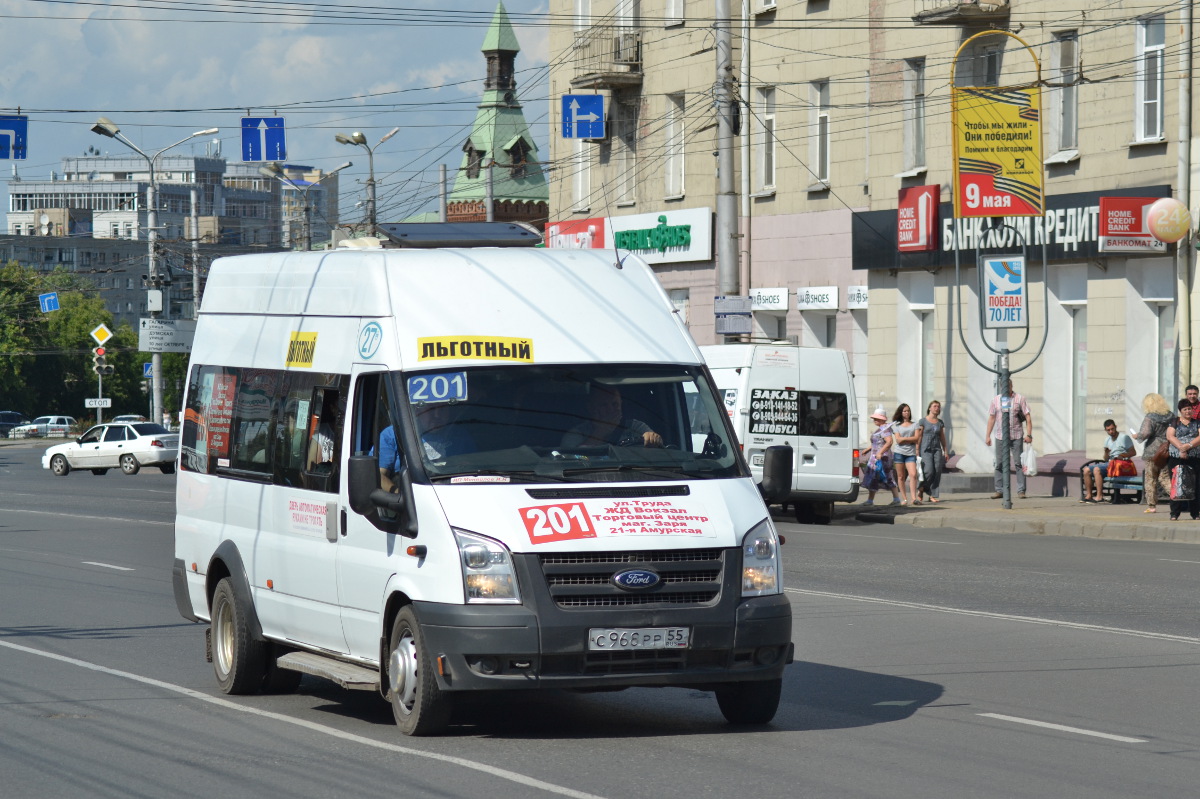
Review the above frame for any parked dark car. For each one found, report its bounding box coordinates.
[0,411,31,438]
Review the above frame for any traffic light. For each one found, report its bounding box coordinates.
[92,346,106,374]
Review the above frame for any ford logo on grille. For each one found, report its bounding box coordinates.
[612,568,661,590]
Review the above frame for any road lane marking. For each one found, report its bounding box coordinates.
[1159,559,1200,565]
[0,639,607,799]
[0,508,172,526]
[785,588,1200,646]
[81,562,134,571]
[794,531,962,545]
[977,713,1147,743]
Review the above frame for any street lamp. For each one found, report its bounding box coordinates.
[334,126,399,236]
[91,117,218,427]
[259,161,352,251]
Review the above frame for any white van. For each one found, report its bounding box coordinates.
[701,344,859,524]
[173,234,793,735]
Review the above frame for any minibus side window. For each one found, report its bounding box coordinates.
[301,380,348,493]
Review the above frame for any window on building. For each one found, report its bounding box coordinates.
[505,137,533,180]
[464,140,485,180]
[665,0,683,27]
[615,94,638,204]
[810,81,830,184]
[754,86,776,192]
[572,138,591,211]
[903,59,926,172]
[1052,31,1079,152]
[1136,15,1165,141]
[665,93,685,197]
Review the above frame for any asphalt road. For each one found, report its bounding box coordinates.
[2,440,1198,798]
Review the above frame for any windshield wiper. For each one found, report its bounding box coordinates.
[430,469,567,484]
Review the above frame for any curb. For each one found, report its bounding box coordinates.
[897,511,1200,544]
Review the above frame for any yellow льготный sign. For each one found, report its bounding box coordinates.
[952,86,1044,218]
[286,332,318,367]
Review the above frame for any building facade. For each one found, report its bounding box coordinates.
[547,1,1198,470]
[225,162,341,249]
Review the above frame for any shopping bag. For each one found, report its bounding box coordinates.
[1107,458,1137,478]
[1170,464,1195,501]
[916,453,926,484]
[1021,445,1038,476]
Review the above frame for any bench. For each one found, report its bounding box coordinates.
[1079,460,1143,505]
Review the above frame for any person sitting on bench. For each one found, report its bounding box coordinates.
[1081,418,1135,503]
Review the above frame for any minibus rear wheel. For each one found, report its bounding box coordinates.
[387,605,452,735]
[715,677,782,725]
[211,577,266,694]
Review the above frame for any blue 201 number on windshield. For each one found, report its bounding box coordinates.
[407,372,468,404]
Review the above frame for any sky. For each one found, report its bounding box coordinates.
[0,0,551,230]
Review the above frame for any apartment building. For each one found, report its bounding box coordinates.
[225,162,341,248]
[547,1,1197,472]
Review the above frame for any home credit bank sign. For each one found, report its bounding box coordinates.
[1098,197,1167,253]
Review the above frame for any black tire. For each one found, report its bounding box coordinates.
[91,469,109,476]
[120,453,140,475]
[210,577,267,695]
[159,464,176,474]
[793,503,815,524]
[50,454,70,476]
[715,678,783,725]
[387,605,453,735]
[812,502,834,525]
[261,644,303,694]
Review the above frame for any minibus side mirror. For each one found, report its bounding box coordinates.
[758,445,793,505]
[347,455,419,538]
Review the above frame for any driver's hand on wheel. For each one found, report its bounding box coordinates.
[643,431,663,448]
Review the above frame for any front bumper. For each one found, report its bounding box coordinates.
[414,547,793,693]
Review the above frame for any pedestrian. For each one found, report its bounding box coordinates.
[1184,384,1199,412]
[860,407,900,506]
[1133,392,1173,513]
[984,379,1033,499]
[891,403,921,505]
[1081,418,1136,502]
[1165,399,1200,521]
[916,400,949,504]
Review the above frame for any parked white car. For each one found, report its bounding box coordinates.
[10,415,76,438]
[42,422,179,476]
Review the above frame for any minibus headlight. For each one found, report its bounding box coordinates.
[741,518,782,597]
[453,528,521,604]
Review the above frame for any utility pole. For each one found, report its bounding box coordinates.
[191,188,200,319]
[715,0,739,296]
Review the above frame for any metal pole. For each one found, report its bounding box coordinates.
[1177,0,1194,390]
[366,147,377,235]
[191,187,200,320]
[97,371,103,426]
[485,162,494,222]
[715,0,739,296]
[304,193,313,251]
[147,176,163,429]
[439,164,448,223]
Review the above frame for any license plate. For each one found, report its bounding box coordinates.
[751,453,764,466]
[588,627,690,651]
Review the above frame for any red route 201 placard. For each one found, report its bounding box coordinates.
[519,503,597,544]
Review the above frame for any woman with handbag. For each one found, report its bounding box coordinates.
[916,400,949,504]
[1134,392,1174,513]
[860,408,901,506]
[1165,399,1200,521]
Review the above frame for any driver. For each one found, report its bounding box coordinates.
[560,385,663,448]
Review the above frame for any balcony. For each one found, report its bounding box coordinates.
[913,0,1009,25]
[570,25,643,90]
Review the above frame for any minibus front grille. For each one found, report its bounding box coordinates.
[538,548,725,609]
[525,485,690,500]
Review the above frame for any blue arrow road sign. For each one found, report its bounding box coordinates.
[241,117,287,162]
[562,95,604,139]
[38,291,59,313]
[0,115,29,160]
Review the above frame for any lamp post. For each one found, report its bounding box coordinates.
[91,118,218,426]
[334,127,399,236]
[259,161,352,251]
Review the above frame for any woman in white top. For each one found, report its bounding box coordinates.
[890,403,923,505]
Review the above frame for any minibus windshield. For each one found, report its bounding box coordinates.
[394,364,745,483]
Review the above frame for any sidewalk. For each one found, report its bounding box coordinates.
[826,487,1200,545]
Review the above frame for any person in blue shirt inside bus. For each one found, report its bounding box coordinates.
[376,402,474,492]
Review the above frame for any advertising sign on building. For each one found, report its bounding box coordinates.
[952,87,1044,218]
[897,186,939,252]
[545,218,606,249]
[980,255,1027,330]
[796,286,838,311]
[606,207,712,264]
[846,285,869,309]
[749,287,788,311]
[1098,197,1167,253]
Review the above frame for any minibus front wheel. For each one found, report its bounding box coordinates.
[211,577,266,694]
[387,605,452,735]
[715,677,782,725]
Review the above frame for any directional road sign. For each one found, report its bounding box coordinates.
[0,115,29,160]
[562,95,604,139]
[39,291,59,313]
[241,117,287,162]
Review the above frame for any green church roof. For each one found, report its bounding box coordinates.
[481,1,521,53]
